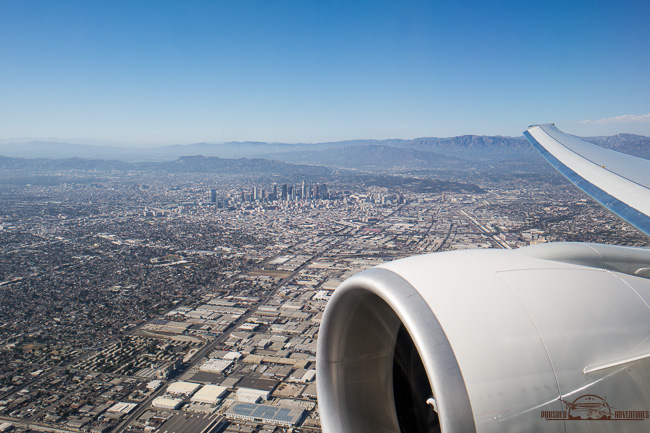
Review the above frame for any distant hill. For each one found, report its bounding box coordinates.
[264,145,465,169]
[586,134,650,160]
[146,155,332,176]
[0,154,332,177]
[393,135,528,151]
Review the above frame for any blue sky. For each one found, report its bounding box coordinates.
[1,0,649,145]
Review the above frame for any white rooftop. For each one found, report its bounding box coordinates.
[223,351,242,360]
[199,359,233,374]
[167,381,201,396]
[152,397,183,409]
[191,385,228,404]
[108,402,137,414]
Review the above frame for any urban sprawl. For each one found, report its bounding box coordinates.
[0,169,645,433]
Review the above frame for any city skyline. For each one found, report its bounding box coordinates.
[1,0,649,146]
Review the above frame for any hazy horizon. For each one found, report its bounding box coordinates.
[2,126,650,150]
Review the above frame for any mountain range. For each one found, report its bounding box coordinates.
[0,135,531,161]
[0,155,332,177]
[0,133,648,171]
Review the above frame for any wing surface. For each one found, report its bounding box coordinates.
[525,124,650,237]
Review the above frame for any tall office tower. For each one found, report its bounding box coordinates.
[301,180,306,200]
[281,184,288,201]
[253,186,259,201]
[314,184,320,199]
[273,185,278,201]
[321,184,328,199]
[240,191,245,203]
[262,189,267,200]
[210,189,217,203]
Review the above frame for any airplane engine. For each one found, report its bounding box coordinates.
[317,242,650,433]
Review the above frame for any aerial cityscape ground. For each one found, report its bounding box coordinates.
[0,162,646,433]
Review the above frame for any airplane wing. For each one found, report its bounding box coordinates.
[317,123,650,433]
[525,124,650,236]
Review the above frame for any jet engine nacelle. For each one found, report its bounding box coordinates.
[317,243,650,432]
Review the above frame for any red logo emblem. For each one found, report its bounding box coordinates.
[541,394,649,421]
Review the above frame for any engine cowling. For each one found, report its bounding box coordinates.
[317,243,650,432]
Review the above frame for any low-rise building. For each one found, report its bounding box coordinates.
[199,359,233,374]
[191,385,228,404]
[167,381,201,396]
[236,377,278,402]
[152,397,183,410]
[225,402,305,427]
